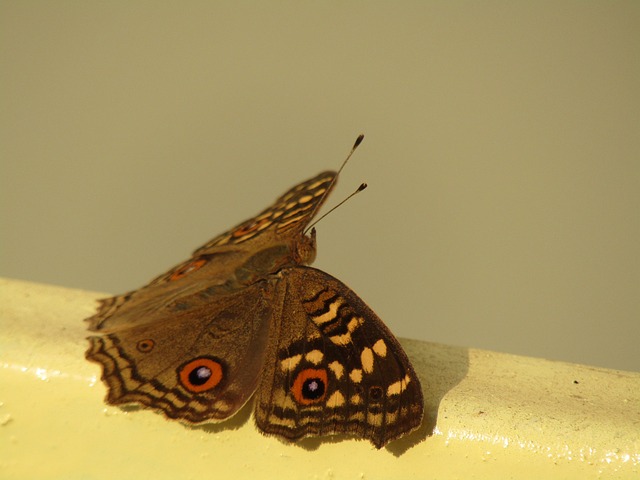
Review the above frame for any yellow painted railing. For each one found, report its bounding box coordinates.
[1,277,638,479]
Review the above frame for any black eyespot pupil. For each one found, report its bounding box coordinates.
[188,366,212,386]
[302,378,325,399]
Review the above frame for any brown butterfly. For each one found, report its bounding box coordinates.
[85,135,424,448]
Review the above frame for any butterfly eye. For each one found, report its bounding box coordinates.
[178,357,224,393]
[169,258,208,281]
[291,368,328,405]
[136,339,155,353]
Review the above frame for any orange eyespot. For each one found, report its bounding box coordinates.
[169,258,208,281]
[178,357,224,393]
[291,368,328,405]
[136,339,155,353]
[231,218,270,238]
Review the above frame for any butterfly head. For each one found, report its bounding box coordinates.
[292,227,317,266]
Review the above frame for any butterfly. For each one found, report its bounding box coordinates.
[85,135,424,448]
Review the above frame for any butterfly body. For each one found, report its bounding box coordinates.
[86,167,423,448]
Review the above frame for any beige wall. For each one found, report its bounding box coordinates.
[1,1,638,371]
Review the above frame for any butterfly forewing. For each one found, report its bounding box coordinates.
[193,171,337,253]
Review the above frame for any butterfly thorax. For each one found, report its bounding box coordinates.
[233,230,317,286]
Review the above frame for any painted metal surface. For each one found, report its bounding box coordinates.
[1,278,638,478]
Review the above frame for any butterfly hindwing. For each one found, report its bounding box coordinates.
[86,281,274,422]
[254,266,423,449]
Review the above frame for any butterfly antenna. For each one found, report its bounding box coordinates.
[304,134,366,234]
[337,134,365,177]
[305,182,367,233]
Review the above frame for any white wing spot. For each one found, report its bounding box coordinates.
[329,316,364,345]
[349,412,365,422]
[360,347,374,374]
[328,361,344,379]
[308,330,322,340]
[327,391,345,408]
[304,349,324,365]
[278,217,303,228]
[313,299,343,326]
[387,374,412,396]
[367,412,383,427]
[255,211,272,220]
[386,412,398,425]
[372,339,387,357]
[280,354,302,371]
